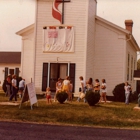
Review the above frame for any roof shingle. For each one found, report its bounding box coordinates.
[0,52,21,64]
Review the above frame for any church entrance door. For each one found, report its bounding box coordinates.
[49,63,68,91]
[42,63,75,92]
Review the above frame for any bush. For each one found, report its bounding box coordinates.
[113,83,138,103]
[56,91,68,104]
[2,80,7,93]
[85,90,100,106]
[112,83,125,102]
[129,91,139,102]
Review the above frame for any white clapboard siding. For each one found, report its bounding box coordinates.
[85,0,97,79]
[125,41,137,91]
[35,0,95,93]
[21,39,34,84]
[94,21,126,96]
[94,16,139,95]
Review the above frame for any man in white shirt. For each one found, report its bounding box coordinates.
[9,74,18,101]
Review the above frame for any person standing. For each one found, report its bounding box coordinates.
[77,76,86,102]
[54,78,62,102]
[46,87,52,104]
[69,80,73,101]
[18,78,25,98]
[86,78,94,91]
[124,82,131,105]
[62,76,70,100]
[100,79,107,103]
[94,79,100,92]
[5,75,12,97]
[9,75,18,101]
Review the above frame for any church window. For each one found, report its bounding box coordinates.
[130,56,133,81]
[127,53,130,81]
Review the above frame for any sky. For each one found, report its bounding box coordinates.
[0,0,140,53]
[0,0,35,51]
[97,0,140,48]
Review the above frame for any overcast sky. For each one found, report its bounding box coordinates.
[97,0,140,48]
[0,0,140,53]
[0,0,35,51]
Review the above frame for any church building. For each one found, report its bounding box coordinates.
[16,0,140,96]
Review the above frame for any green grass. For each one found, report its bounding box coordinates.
[0,91,140,129]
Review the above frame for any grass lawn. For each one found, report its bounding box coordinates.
[0,91,140,129]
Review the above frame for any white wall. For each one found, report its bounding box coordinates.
[21,37,34,84]
[125,41,137,91]
[85,0,97,80]
[35,0,96,93]
[94,20,126,96]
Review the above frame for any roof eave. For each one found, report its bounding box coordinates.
[128,34,140,51]
[96,15,140,51]
[16,24,34,36]
[95,15,130,34]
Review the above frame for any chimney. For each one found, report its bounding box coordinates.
[125,20,133,33]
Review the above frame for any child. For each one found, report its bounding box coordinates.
[46,87,52,104]
[100,79,107,103]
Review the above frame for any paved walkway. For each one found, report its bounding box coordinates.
[0,121,140,140]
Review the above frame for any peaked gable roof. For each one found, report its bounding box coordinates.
[95,15,140,51]
[95,15,130,34]
[0,52,21,64]
[16,24,34,36]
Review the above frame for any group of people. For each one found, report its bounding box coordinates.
[45,75,107,104]
[78,76,107,103]
[45,76,73,104]
[5,74,25,101]
[4,75,132,105]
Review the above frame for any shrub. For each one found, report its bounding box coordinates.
[85,90,100,106]
[56,91,68,104]
[129,91,139,102]
[112,83,125,102]
[2,80,7,93]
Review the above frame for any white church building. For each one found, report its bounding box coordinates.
[16,0,140,96]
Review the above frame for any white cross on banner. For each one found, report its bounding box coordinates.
[43,26,74,52]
